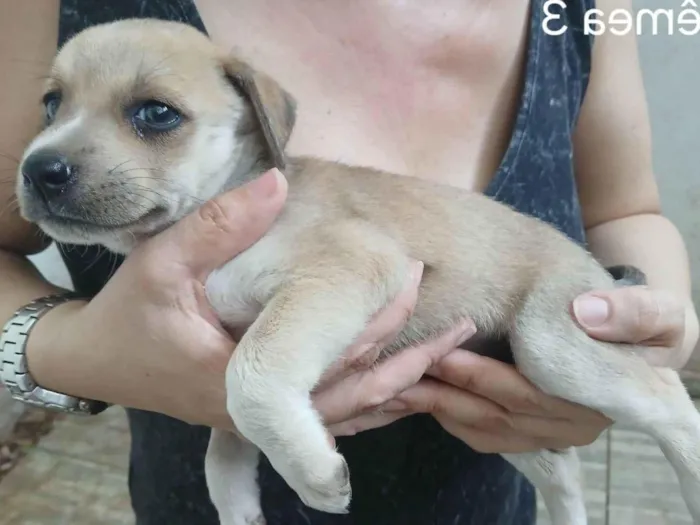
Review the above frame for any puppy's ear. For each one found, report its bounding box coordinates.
[223,57,297,170]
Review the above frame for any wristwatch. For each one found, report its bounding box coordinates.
[0,293,109,415]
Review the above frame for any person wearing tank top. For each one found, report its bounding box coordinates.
[46,1,698,524]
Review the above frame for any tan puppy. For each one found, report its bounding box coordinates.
[15,19,700,525]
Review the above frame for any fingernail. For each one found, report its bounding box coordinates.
[410,261,424,285]
[248,169,283,199]
[573,296,610,327]
[458,319,477,342]
[349,341,380,362]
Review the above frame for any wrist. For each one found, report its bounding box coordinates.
[24,298,101,401]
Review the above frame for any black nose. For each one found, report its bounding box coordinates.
[22,150,74,201]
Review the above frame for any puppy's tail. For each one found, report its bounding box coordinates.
[606,264,647,288]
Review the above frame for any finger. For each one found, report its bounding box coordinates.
[507,412,608,447]
[315,320,476,426]
[572,287,686,353]
[424,350,604,422]
[328,410,413,437]
[439,417,602,453]
[438,418,596,454]
[350,261,424,349]
[395,378,609,446]
[394,379,514,432]
[145,169,288,281]
[318,261,424,387]
[435,416,546,454]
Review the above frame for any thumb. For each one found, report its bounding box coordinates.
[146,169,287,280]
[572,286,685,348]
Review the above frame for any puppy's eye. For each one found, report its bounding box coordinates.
[42,91,62,125]
[132,101,181,133]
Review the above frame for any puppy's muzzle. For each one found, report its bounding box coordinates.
[22,149,75,204]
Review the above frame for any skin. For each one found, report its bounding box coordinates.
[0,0,697,464]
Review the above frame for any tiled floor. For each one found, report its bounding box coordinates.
[0,408,132,525]
[1,402,699,525]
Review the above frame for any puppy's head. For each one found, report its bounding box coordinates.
[16,19,295,253]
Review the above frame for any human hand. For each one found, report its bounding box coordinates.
[572,285,699,369]
[368,350,611,453]
[317,273,610,451]
[356,284,699,454]
[311,261,476,438]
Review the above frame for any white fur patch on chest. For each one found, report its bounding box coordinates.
[205,233,289,329]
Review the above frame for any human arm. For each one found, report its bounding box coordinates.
[571,0,698,367]
[0,0,65,310]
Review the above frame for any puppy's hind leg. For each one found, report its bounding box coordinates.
[626,370,700,524]
[205,429,265,525]
[512,302,700,524]
[503,448,587,525]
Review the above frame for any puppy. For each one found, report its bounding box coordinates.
[16,19,700,525]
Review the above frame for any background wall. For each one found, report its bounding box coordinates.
[632,0,700,372]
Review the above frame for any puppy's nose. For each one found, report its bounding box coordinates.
[22,150,74,200]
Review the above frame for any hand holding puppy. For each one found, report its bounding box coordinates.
[573,287,697,369]
[28,170,287,428]
[358,280,697,454]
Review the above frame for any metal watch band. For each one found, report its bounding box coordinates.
[0,292,109,416]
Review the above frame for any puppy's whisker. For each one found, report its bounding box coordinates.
[118,193,164,216]
[81,244,110,275]
[111,183,174,206]
[116,166,166,175]
[0,197,20,218]
[127,191,171,208]
[108,159,134,175]
[108,250,123,279]
[119,177,206,205]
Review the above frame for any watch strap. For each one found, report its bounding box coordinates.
[0,292,109,415]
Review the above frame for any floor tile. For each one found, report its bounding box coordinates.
[4,400,700,524]
[35,408,131,471]
[0,449,133,525]
[604,400,700,525]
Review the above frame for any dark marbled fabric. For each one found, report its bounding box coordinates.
[56,1,595,523]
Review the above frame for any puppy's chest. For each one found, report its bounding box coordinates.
[205,236,290,329]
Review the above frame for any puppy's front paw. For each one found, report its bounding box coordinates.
[214,505,265,525]
[277,451,351,514]
[222,513,266,525]
[217,504,266,525]
[296,453,351,513]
